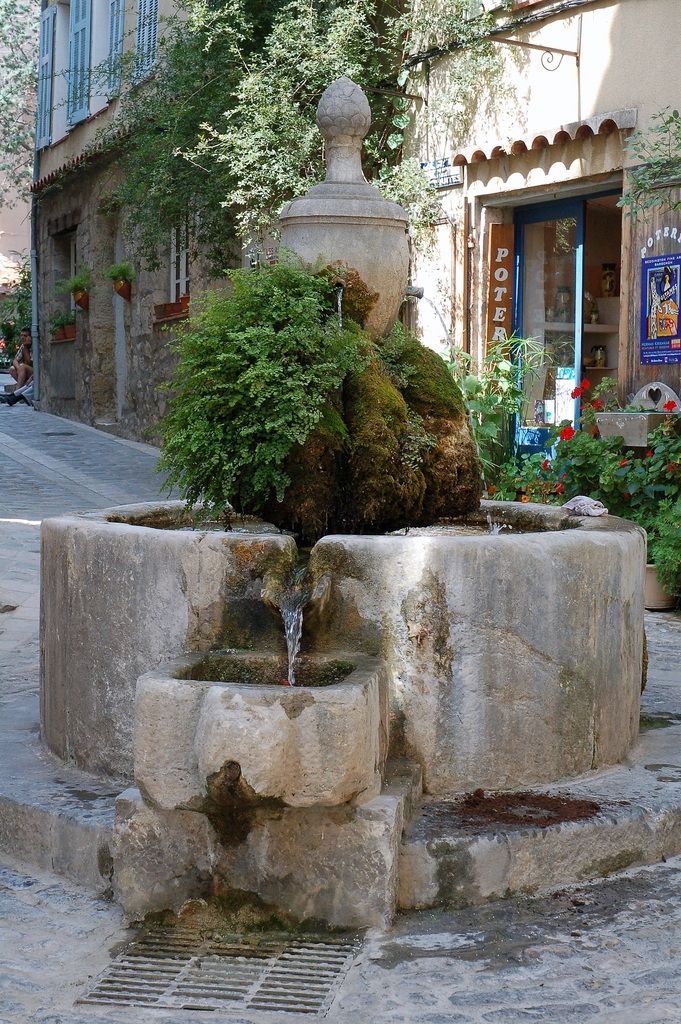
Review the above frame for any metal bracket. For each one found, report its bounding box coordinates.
[492,15,581,71]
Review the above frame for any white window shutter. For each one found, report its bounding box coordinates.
[36,6,56,150]
[108,0,125,96]
[135,0,158,80]
[68,0,92,125]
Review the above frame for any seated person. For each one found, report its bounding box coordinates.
[10,328,33,388]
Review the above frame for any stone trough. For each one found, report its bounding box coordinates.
[134,650,389,810]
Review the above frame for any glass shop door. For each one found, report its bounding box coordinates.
[514,199,584,451]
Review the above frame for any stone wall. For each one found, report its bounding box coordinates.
[35,157,227,442]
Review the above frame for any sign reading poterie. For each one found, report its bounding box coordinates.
[487,223,514,350]
[640,252,681,364]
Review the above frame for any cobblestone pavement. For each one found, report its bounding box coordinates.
[2,404,681,1023]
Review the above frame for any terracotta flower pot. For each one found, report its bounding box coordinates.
[179,293,190,311]
[645,563,676,611]
[64,323,76,340]
[52,328,66,341]
[73,289,89,311]
[113,278,132,301]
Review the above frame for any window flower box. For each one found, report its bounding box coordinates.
[595,412,670,446]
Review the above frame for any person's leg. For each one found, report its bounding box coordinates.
[8,366,17,381]
[15,364,30,387]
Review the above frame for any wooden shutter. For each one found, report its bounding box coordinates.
[36,6,56,150]
[68,0,92,124]
[107,0,125,96]
[135,0,158,80]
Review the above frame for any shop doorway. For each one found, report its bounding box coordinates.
[514,193,622,451]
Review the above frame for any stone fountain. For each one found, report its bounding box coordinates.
[40,79,646,929]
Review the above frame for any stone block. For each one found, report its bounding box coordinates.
[112,759,420,928]
[134,651,390,809]
[113,788,218,920]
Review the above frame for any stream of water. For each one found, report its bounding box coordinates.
[277,564,311,686]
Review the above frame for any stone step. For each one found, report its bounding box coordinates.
[399,720,681,911]
[0,694,120,891]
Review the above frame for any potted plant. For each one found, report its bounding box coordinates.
[48,309,77,341]
[645,500,681,610]
[57,268,94,311]
[106,260,136,301]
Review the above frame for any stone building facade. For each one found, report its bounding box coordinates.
[32,0,221,440]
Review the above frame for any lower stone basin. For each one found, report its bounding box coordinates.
[134,651,389,810]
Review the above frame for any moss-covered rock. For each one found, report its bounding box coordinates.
[344,358,426,531]
[263,404,347,541]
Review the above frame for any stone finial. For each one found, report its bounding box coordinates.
[316,76,372,183]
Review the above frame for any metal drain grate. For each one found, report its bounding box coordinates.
[79,928,362,1015]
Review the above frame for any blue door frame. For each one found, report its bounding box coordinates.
[513,197,585,454]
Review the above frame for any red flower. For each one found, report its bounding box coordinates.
[668,463,679,473]
[591,426,599,435]
[664,400,677,412]
[623,492,630,498]
[555,483,565,494]
[592,400,605,410]
[542,459,551,471]
[559,426,576,442]
[619,459,628,467]
[581,379,591,389]
[488,485,497,494]
[647,450,654,457]
[571,387,583,399]
[521,495,530,503]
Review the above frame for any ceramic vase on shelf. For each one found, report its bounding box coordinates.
[601,264,617,298]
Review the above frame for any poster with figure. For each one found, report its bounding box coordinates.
[641,253,681,363]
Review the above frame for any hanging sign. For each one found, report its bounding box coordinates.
[640,252,681,364]
[486,223,515,350]
[420,158,462,189]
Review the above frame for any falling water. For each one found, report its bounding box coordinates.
[277,566,311,686]
[486,512,511,536]
[334,283,344,330]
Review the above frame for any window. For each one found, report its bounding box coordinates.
[135,0,158,80]
[36,5,56,149]
[67,0,92,125]
[170,227,189,301]
[107,0,125,96]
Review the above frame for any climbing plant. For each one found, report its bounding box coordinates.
[620,109,681,216]
[76,0,515,268]
[0,0,39,204]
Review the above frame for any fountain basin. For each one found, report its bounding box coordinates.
[134,651,389,809]
[40,502,297,780]
[306,501,646,794]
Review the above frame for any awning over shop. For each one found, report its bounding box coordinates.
[450,107,637,166]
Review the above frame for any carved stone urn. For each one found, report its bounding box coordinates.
[279,76,409,336]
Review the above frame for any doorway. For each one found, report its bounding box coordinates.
[514,193,622,451]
